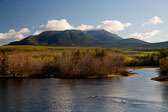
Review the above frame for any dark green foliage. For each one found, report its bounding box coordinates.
[72,50,82,57]
[159,56,168,74]
[0,51,9,76]
[158,48,168,75]
[133,48,160,52]
[95,48,108,57]
[135,54,159,66]
[159,48,168,58]
[126,53,159,66]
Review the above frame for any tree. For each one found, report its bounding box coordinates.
[159,56,168,74]
[0,51,9,76]
[159,48,168,58]
[158,48,168,75]
[95,48,108,57]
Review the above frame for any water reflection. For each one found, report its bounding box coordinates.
[47,79,74,112]
[160,82,168,102]
[1,68,168,112]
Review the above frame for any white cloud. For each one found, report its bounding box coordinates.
[96,20,132,32]
[40,19,132,32]
[40,19,74,30]
[18,28,30,34]
[77,24,94,30]
[1,19,132,40]
[130,30,159,39]
[33,30,42,35]
[0,28,30,39]
[142,16,163,27]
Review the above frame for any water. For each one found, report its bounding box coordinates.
[1,68,168,112]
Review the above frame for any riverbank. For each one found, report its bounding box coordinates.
[0,66,157,79]
[151,75,168,81]
[127,67,168,82]
[0,70,134,79]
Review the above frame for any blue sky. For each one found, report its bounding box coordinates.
[0,0,168,44]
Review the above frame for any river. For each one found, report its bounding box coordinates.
[0,68,168,112]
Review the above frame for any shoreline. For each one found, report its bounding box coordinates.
[124,66,159,69]
[0,67,145,79]
[151,75,168,81]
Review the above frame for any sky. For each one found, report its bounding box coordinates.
[0,0,168,44]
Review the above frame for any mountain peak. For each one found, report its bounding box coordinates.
[86,29,123,41]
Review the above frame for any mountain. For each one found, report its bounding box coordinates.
[8,29,160,48]
[86,30,123,41]
[9,30,99,46]
[8,30,123,47]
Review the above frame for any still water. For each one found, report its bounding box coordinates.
[1,68,168,112]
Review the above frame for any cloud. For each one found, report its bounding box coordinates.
[33,30,42,35]
[77,24,94,30]
[0,28,30,39]
[130,30,159,39]
[1,19,132,39]
[40,19,132,32]
[40,19,74,30]
[95,20,132,32]
[18,28,30,34]
[142,16,163,27]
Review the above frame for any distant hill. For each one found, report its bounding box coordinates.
[144,41,168,48]
[8,29,168,48]
[119,38,149,46]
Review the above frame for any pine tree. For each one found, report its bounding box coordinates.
[0,51,9,76]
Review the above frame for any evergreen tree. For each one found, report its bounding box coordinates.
[159,48,168,58]
[0,51,9,76]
